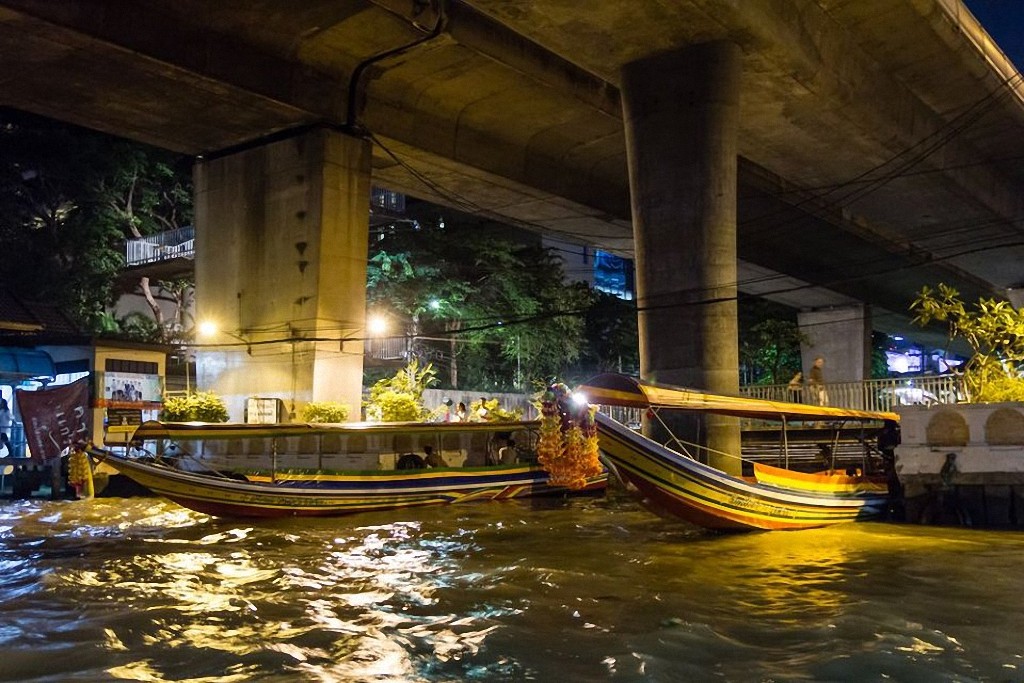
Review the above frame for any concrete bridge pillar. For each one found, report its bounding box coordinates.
[194,128,371,421]
[798,304,872,386]
[621,41,742,474]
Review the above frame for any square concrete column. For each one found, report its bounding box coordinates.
[194,128,371,420]
[621,41,743,473]
[798,304,872,407]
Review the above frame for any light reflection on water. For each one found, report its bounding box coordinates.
[1,492,1024,682]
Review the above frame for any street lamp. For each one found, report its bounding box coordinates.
[198,320,251,354]
[367,314,388,337]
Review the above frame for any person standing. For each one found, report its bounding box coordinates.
[0,398,13,457]
[807,356,828,406]
[474,397,490,421]
[455,402,468,422]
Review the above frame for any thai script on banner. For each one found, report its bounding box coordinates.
[15,377,91,461]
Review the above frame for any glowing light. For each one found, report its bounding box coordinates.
[571,392,588,406]
[428,299,441,311]
[368,315,388,336]
[198,320,218,338]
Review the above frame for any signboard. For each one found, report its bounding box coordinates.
[106,408,143,434]
[98,371,163,409]
[246,397,284,424]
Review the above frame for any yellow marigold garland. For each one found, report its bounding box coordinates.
[68,446,95,499]
[536,383,602,490]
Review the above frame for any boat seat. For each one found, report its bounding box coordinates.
[321,433,342,454]
[396,453,426,470]
[297,434,318,454]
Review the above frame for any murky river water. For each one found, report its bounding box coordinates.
[1,489,1023,682]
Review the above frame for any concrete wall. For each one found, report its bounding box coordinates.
[798,305,871,383]
[897,403,1024,527]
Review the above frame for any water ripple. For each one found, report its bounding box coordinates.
[2,496,1024,681]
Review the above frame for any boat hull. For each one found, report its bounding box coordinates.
[595,413,888,531]
[91,450,607,518]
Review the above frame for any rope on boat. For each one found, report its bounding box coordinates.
[646,408,746,463]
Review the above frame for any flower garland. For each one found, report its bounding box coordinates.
[68,446,94,499]
[536,383,603,490]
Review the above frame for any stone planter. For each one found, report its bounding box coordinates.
[897,402,1024,526]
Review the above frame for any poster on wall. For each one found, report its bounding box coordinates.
[98,371,163,409]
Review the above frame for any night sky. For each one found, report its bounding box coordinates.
[964,0,1024,70]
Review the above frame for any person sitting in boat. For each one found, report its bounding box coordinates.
[396,452,426,469]
[127,438,148,458]
[499,438,518,465]
[423,445,446,468]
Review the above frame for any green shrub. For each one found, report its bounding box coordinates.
[364,360,437,422]
[161,391,229,422]
[300,401,350,423]
[372,390,423,422]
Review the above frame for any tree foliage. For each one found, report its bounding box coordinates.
[911,283,1024,402]
[738,298,805,385]
[0,109,192,338]
[366,210,600,391]
[577,291,639,377]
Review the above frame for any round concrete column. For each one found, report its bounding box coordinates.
[621,41,742,473]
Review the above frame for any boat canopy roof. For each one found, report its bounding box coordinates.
[131,419,539,441]
[578,373,899,423]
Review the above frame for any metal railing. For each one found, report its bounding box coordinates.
[125,226,196,266]
[740,375,964,412]
[594,375,963,432]
[364,336,410,361]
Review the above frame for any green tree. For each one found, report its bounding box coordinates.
[366,210,590,392]
[738,298,804,385]
[576,290,638,378]
[0,110,192,339]
[870,331,890,379]
[911,283,1024,402]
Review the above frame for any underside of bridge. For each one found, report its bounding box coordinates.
[2,1,1021,350]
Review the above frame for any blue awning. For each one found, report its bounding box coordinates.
[0,347,55,381]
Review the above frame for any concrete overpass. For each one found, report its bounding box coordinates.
[2,0,1022,462]
[2,1,1019,308]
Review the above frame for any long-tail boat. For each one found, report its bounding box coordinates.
[87,419,607,518]
[573,373,899,531]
